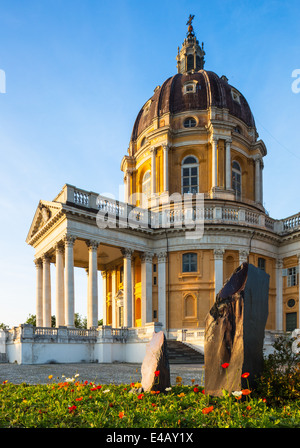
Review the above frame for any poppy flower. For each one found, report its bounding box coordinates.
[241,372,250,378]
[202,406,214,414]
[242,389,251,395]
[193,387,199,393]
[75,397,83,401]
[154,370,160,377]
[137,393,144,399]
[119,411,125,419]
[68,405,77,413]
[222,362,229,369]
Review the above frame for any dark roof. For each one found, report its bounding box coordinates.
[131,70,255,142]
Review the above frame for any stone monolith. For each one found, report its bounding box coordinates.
[141,331,171,392]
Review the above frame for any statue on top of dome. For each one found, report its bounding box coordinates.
[186,14,195,37]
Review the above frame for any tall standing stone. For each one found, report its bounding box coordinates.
[204,263,269,396]
[141,331,171,392]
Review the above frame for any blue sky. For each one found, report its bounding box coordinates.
[0,0,299,327]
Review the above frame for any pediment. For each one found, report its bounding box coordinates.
[26,200,62,244]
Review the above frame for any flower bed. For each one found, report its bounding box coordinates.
[0,368,300,428]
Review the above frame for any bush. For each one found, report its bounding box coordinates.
[255,333,300,406]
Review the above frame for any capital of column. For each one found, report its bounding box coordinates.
[276,258,283,269]
[141,251,154,262]
[150,146,157,155]
[63,234,76,247]
[157,251,168,262]
[34,257,43,267]
[42,253,51,263]
[239,249,249,263]
[121,248,134,259]
[86,239,100,252]
[213,248,224,260]
[162,144,169,152]
[210,135,218,145]
[55,241,65,254]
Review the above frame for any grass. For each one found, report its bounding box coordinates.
[0,371,299,428]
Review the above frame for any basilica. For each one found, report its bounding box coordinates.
[25,19,300,349]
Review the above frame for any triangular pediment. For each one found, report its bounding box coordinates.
[26,200,62,244]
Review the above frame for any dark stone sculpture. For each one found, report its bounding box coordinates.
[204,262,269,396]
[141,331,171,392]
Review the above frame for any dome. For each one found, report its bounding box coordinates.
[131,70,255,142]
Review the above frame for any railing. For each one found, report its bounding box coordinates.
[58,184,300,235]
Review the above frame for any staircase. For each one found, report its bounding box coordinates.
[167,340,204,364]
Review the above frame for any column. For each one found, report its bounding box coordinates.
[141,251,153,325]
[42,253,51,327]
[211,137,218,189]
[157,251,167,329]
[111,268,117,328]
[101,271,107,325]
[298,254,300,328]
[255,157,261,203]
[64,235,76,328]
[151,147,156,195]
[225,139,232,190]
[87,240,99,328]
[260,159,264,205]
[122,248,133,327]
[55,243,65,327]
[276,258,283,331]
[214,249,224,297]
[131,258,136,328]
[163,145,169,193]
[34,258,43,327]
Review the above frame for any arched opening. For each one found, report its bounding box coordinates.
[232,160,242,200]
[135,297,141,327]
[181,156,199,194]
[142,170,151,199]
[185,294,196,317]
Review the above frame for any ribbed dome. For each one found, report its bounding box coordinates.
[131,70,255,142]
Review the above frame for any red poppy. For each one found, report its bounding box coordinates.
[202,406,214,414]
[154,370,160,377]
[241,372,250,378]
[75,397,83,401]
[119,411,124,419]
[68,405,77,413]
[137,393,144,399]
[222,362,229,369]
[193,387,199,393]
[202,389,205,394]
[242,389,251,395]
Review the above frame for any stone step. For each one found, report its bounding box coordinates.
[167,340,204,364]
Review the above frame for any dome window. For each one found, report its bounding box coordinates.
[181,155,199,194]
[231,88,241,104]
[183,117,197,128]
[142,171,151,198]
[232,161,242,200]
[183,81,199,94]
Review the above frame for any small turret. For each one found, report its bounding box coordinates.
[176,14,205,74]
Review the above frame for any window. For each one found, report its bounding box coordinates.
[181,155,199,194]
[232,161,241,200]
[287,267,298,287]
[183,117,196,128]
[258,257,266,271]
[287,298,296,308]
[153,276,157,285]
[182,253,197,273]
[142,171,151,198]
[286,312,297,332]
[231,88,241,104]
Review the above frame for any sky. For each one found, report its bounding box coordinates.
[0,0,299,328]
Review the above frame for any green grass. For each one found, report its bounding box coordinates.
[0,373,300,428]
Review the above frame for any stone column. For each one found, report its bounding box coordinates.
[87,240,99,329]
[260,160,264,205]
[101,271,107,325]
[276,258,283,331]
[64,235,76,328]
[112,268,117,328]
[214,249,224,297]
[255,157,261,203]
[122,248,133,327]
[42,253,51,327]
[131,258,136,328]
[34,258,43,327]
[151,147,156,195]
[55,243,65,327]
[211,137,218,189]
[298,254,300,328]
[225,139,232,190]
[157,251,167,329]
[141,251,153,325]
[163,145,169,193]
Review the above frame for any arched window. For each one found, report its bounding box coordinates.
[142,171,151,198]
[183,117,197,128]
[232,161,241,200]
[181,155,199,194]
[182,252,197,273]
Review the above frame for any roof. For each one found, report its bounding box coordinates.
[131,70,255,142]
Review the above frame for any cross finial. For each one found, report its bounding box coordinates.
[186,14,195,26]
